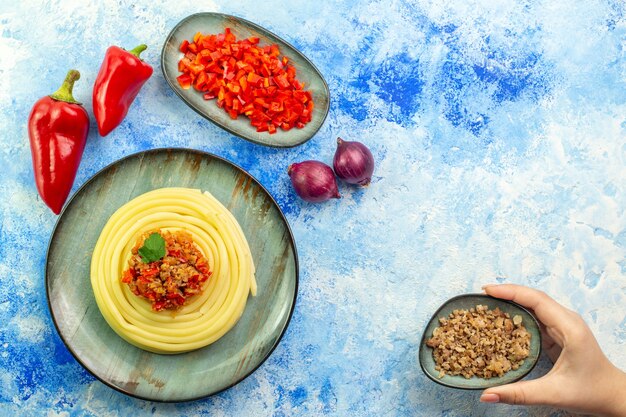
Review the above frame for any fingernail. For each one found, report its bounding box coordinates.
[480,393,500,403]
[481,284,497,291]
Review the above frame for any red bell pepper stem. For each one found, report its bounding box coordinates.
[128,44,148,58]
[49,69,81,104]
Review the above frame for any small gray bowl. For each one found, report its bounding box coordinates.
[419,294,541,390]
[161,12,330,148]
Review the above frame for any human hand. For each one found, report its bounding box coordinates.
[479,284,626,417]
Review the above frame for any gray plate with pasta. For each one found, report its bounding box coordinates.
[45,148,298,401]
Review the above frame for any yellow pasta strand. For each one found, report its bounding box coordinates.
[90,188,256,354]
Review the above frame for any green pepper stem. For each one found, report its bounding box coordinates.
[128,44,148,59]
[49,69,81,104]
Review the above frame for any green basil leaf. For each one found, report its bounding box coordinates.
[138,232,166,263]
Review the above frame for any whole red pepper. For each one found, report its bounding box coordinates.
[93,44,153,136]
[28,70,89,215]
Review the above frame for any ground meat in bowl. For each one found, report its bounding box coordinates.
[426,305,531,379]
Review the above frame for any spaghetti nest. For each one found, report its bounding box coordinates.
[90,187,257,354]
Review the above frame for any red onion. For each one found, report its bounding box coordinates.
[288,160,340,203]
[333,137,375,186]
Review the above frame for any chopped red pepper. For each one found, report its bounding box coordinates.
[177,74,192,89]
[180,39,190,53]
[274,73,290,89]
[176,29,314,134]
[142,266,160,277]
[121,270,133,284]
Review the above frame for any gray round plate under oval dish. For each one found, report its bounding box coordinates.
[46,148,298,402]
[419,294,541,390]
[161,12,330,148]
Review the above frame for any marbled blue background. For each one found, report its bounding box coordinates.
[1,0,625,416]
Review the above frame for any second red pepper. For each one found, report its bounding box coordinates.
[93,44,153,136]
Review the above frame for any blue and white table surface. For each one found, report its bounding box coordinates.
[1,0,625,416]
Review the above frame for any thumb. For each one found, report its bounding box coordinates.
[480,378,556,406]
